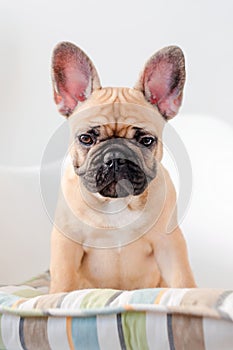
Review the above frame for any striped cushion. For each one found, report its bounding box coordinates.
[0,272,233,350]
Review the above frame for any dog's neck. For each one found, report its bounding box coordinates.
[54,163,168,247]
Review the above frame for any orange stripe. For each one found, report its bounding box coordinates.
[66,317,75,350]
[124,304,135,311]
[154,289,167,304]
[12,298,27,309]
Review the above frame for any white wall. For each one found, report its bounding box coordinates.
[1,0,233,165]
[0,0,233,286]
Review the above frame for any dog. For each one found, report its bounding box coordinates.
[49,42,196,293]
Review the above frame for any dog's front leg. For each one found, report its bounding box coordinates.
[49,228,85,293]
[156,227,196,288]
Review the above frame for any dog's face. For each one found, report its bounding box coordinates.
[75,127,156,198]
[69,98,162,198]
[51,42,185,198]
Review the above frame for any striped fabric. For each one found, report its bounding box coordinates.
[0,272,233,350]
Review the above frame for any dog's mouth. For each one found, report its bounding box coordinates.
[96,159,148,198]
[99,180,131,198]
[99,178,146,198]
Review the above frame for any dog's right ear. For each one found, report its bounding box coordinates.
[52,42,101,117]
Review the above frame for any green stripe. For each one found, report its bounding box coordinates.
[80,290,119,309]
[13,289,42,298]
[122,311,149,350]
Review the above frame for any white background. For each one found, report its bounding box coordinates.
[0,0,233,287]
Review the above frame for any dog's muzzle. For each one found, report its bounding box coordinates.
[75,140,157,198]
[96,156,147,198]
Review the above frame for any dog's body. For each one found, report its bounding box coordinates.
[49,44,196,293]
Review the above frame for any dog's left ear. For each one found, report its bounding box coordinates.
[134,46,185,119]
[52,42,101,117]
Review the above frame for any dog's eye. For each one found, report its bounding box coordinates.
[139,136,156,147]
[79,133,96,146]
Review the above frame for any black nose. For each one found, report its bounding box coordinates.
[105,158,127,170]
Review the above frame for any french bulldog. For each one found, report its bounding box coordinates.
[49,42,196,293]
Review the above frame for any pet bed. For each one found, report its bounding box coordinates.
[0,271,233,350]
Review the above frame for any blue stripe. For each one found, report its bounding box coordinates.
[129,289,163,304]
[105,291,123,306]
[0,292,19,307]
[167,314,176,350]
[117,314,126,350]
[19,318,28,350]
[72,317,100,350]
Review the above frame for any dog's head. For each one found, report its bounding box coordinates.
[51,42,185,198]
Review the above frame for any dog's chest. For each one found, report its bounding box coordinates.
[81,237,161,289]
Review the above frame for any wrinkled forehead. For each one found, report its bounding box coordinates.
[69,93,166,137]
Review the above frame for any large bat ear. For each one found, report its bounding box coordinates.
[134,46,186,120]
[52,42,101,117]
